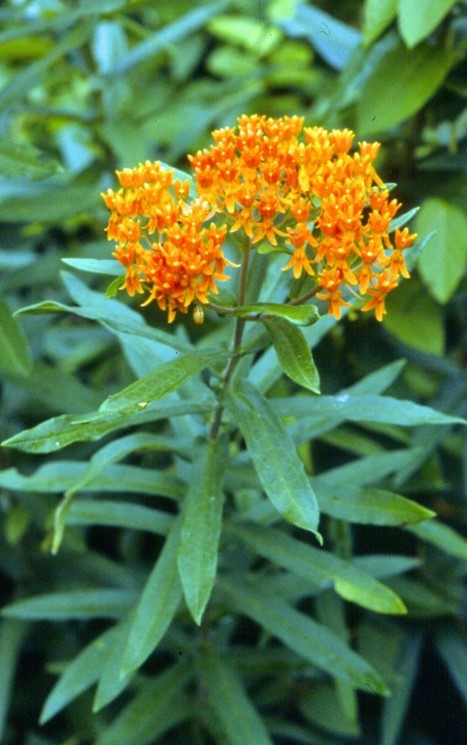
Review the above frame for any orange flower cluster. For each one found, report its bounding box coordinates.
[102,161,232,322]
[188,114,417,320]
[102,115,416,322]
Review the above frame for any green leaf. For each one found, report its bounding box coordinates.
[121,519,183,676]
[363,0,397,45]
[299,681,360,737]
[0,140,59,179]
[398,0,459,47]
[0,182,100,223]
[0,620,27,740]
[67,499,174,536]
[208,14,281,56]
[407,520,467,559]
[383,277,445,355]
[98,347,228,415]
[18,361,102,414]
[207,45,258,78]
[354,555,420,579]
[16,270,191,353]
[0,462,183,501]
[225,380,320,537]
[357,40,454,135]
[220,577,389,694]
[178,438,228,625]
[436,628,467,704]
[0,21,93,111]
[229,523,406,614]
[40,624,120,723]
[93,619,134,712]
[95,663,192,745]
[198,648,273,745]
[387,577,459,617]
[274,392,464,428]
[2,590,136,620]
[262,318,320,394]
[346,359,406,396]
[315,592,359,730]
[108,0,230,75]
[382,633,423,745]
[63,432,191,498]
[416,198,467,304]
[315,449,423,487]
[0,293,33,376]
[92,19,128,74]
[389,206,419,233]
[283,4,360,71]
[316,485,435,526]
[1,399,213,453]
[233,302,319,327]
[61,258,124,276]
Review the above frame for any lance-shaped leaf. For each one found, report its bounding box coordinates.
[316,485,435,526]
[93,618,134,712]
[407,520,467,559]
[380,631,422,745]
[178,437,228,625]
[262,317,320,394]
[225,379,320,537]
[0,619,27,740]
[2,590,136,621]
[61,257,123,276]
[315,592,359,730]
[229,523,406,615]
[233,302,319,326]
[1,398,212,453]
[197,647,274,745]
[15,270,191,353]
[40,624,120,723]
[67,499,174,536]
[273,393,465,427]
[98,347,228,415]
[0,293,33,377]
[121,518,183,676]
[95,662,192,745]
[0,462,184,500]
[220,577,388,694]
[314,449,423,488]
[435,628,467,705]
[63,432,192,498]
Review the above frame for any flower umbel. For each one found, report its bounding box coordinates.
[102,116,416,322]
[102,161,232,322]
[188,115,416,320]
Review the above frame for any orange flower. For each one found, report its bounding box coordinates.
[103,117,416,324]
[102,161,233,322]
[188,114,416,321]
[361,271,399,321]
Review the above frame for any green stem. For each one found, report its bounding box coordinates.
[209,242,251,440]
[288,284,319,306]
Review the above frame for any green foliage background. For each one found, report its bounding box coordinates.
[0,1,466,744]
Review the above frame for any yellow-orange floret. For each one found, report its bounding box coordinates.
[103,118,416,324]
[187,113,416,321]
[101,162,232,322]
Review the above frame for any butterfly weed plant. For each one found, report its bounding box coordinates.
[2,115,465,744]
